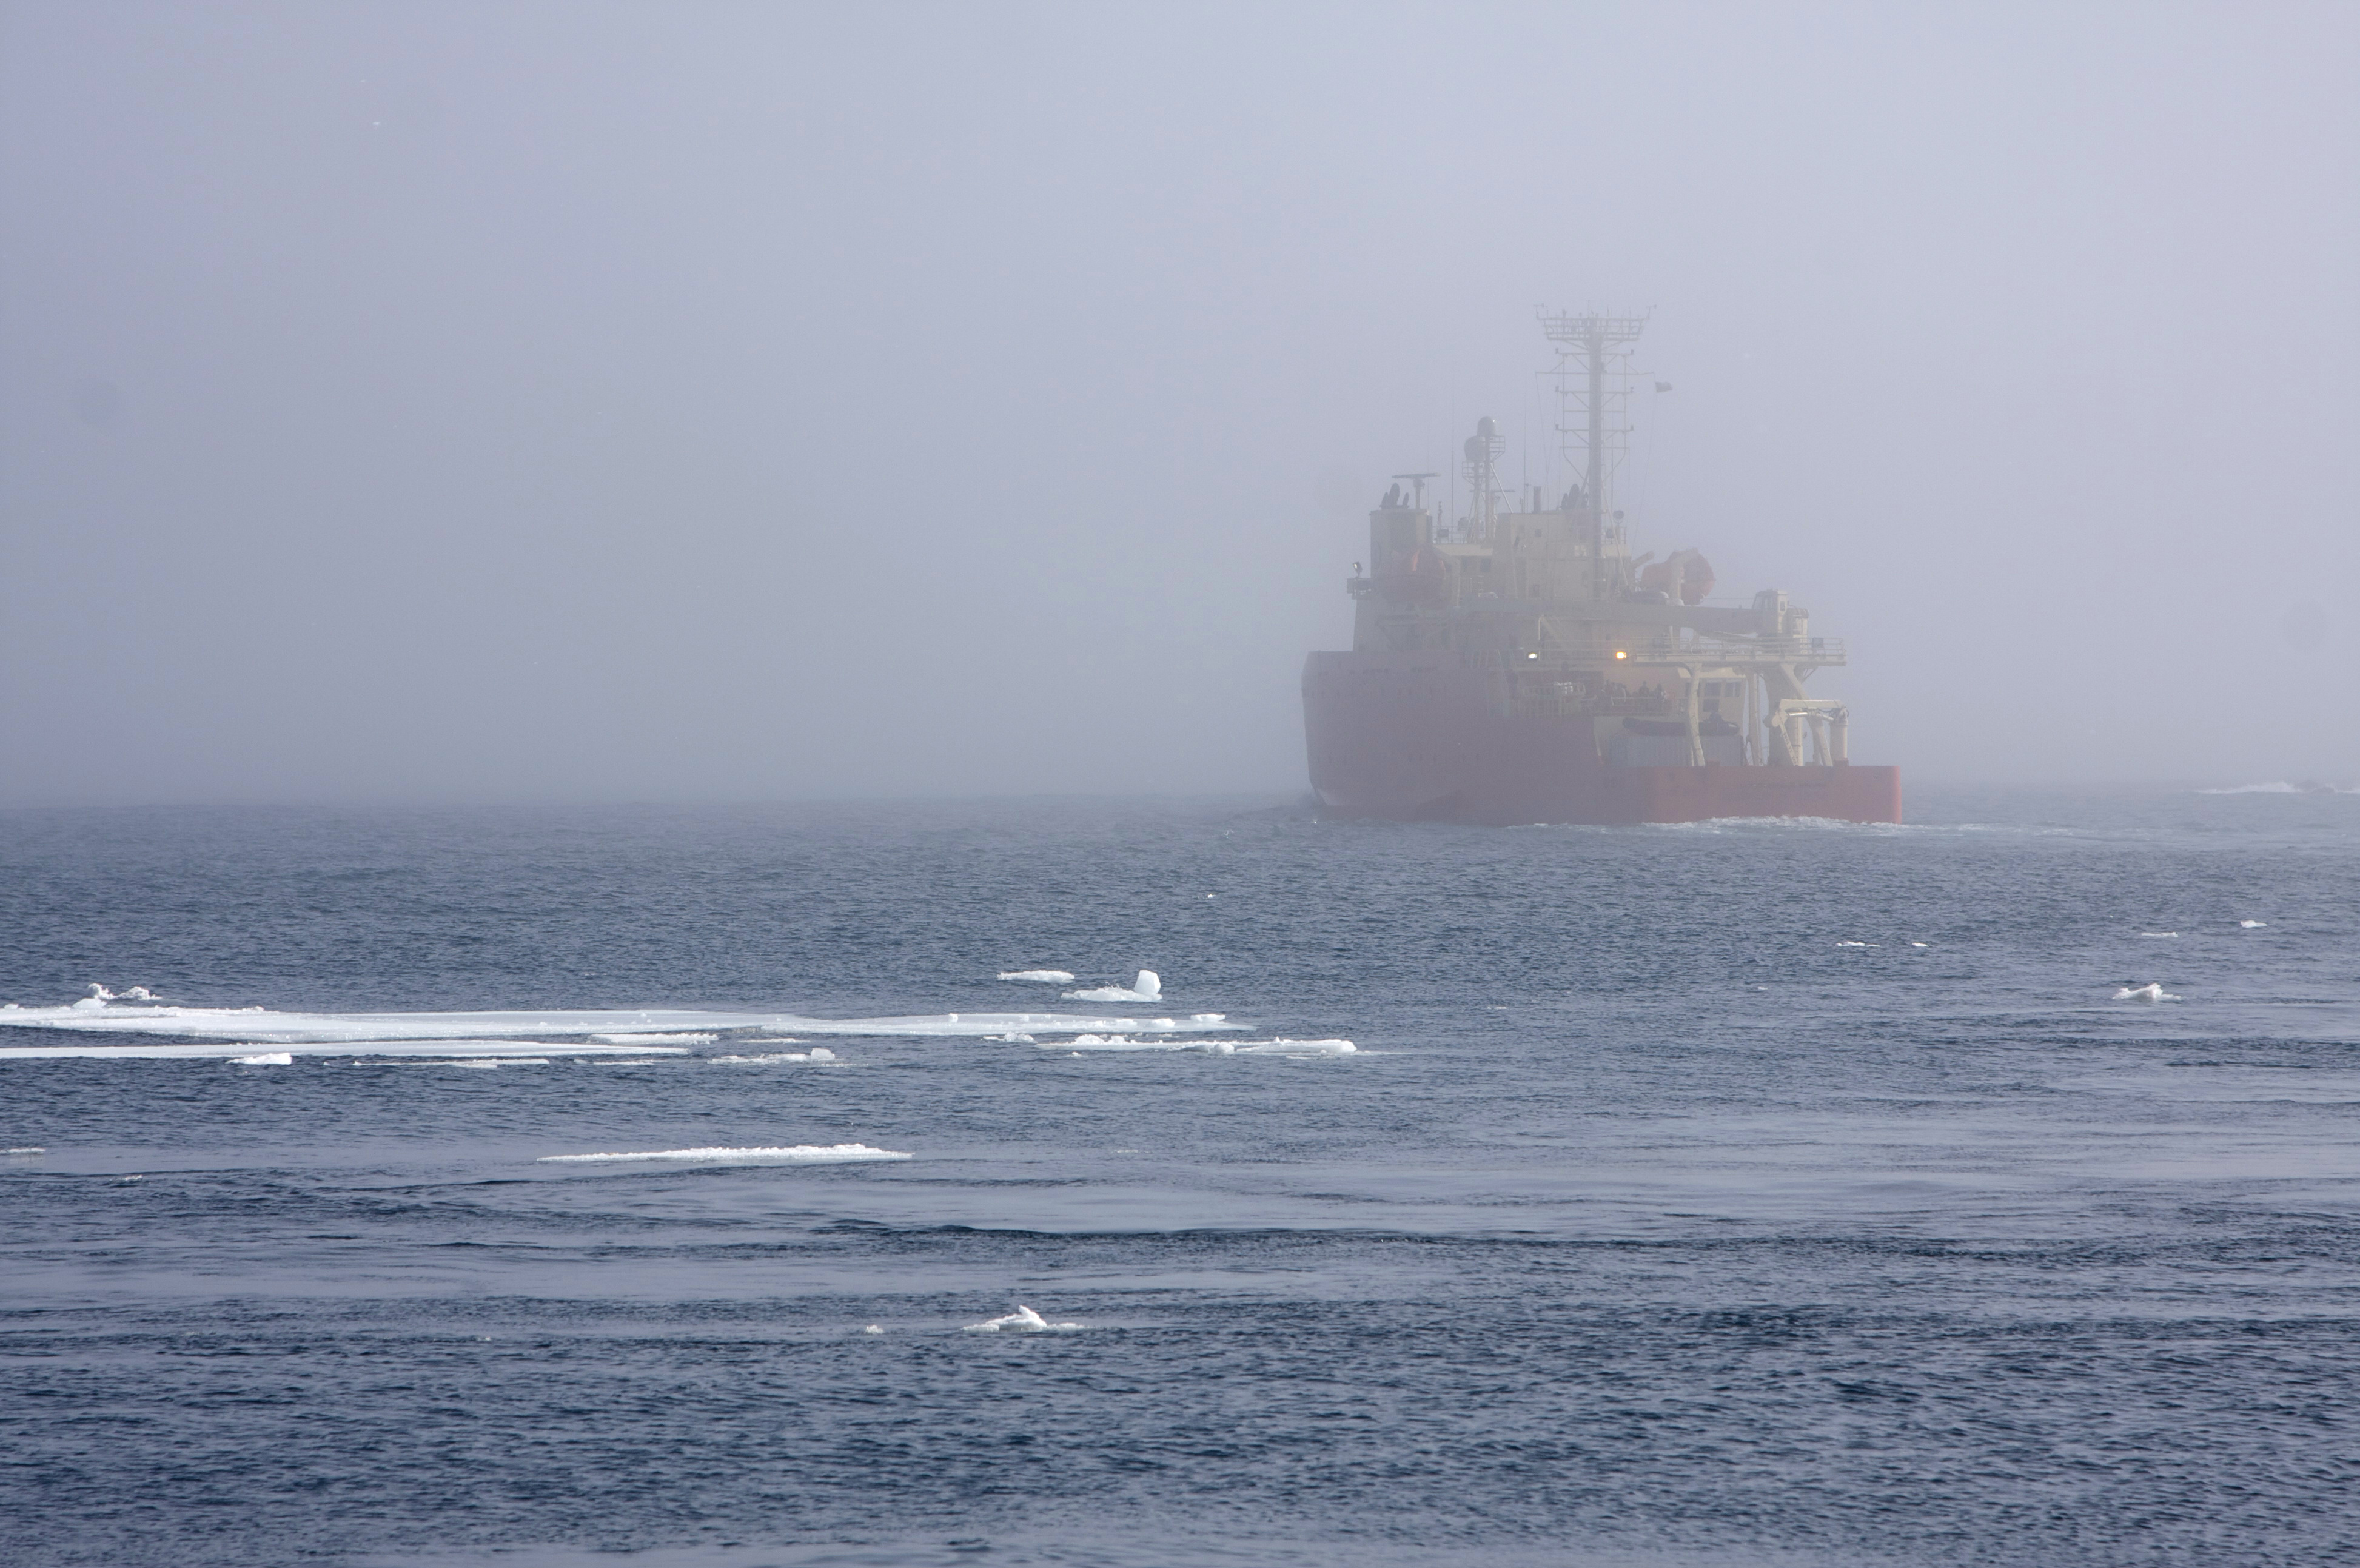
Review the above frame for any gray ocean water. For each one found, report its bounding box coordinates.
[2,789,2356,1568]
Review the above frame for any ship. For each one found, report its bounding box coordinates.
[1302,313,1900,825]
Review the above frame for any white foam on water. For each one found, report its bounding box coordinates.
[2140,931,2180,939]
[589,1033,719,1045]
[2241,920,2268,928]
[986,1033,1036,1043]
[1835,941,1877,948]
[4,1147,45,1155]
[862,1324,884,1335]
[2114,983,2182,1002]
[962,1304,1082,1333]
[997,970,1075,983]
[535,1142,910,1165]
[0,994,1236,1044]
[229,1053,292,1066]
[1062,970,1162,1003]
[451,1058,547,1068]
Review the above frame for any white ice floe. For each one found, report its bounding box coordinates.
[451,1058,546,1068]
[0,1039,669,1062]
[3,1147,45,1155]
[589,1033,718,1045]
[2140,932,2179,939]
[711,1047,837,1064]
[1049,1034,1355,1057]
[2114,983,2182,1002]
[537,1142,910,1165]
[997,970,1075,984]
[1909,942,1932,948]
[862,1324,884,1335]
[2241,920,2268,928]
[229,1053,292,1066]
[962,1304,1082,1333]
[1835,941,1877,948]
[1062,970,1161,1003]
[986,1033,1036,1044]
[0,994,1236,1045]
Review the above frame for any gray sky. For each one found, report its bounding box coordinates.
[3,1,2353,803]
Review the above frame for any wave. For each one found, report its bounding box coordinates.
[535,1143,908,1165]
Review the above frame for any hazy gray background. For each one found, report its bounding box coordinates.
[4,1,2353,803]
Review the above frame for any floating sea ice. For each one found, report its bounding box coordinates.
[2113,983,2181,1002]
[1062,970,1161,1003]
[590,1033,719,1045]
[963,1304,1082,1333]
[863,1324,884,1335]
[711,1047,837,1064]
[1835,941,1877,948]
[1909,942,1932,948]
[230,1053,292,1066]
[537,1143,910,1164]
[2140,932,2179,939]
[997,970,1076,984]
[986,1033,1036,1044]
[1235,1039,1356,1056]
[3,1147,45,1156]
[2241,920,2268,929]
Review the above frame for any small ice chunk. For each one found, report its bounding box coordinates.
[2139,932,2179,939]
[1909,942,1931,948]
[1191,1013,1225,1023]
[997,970,1076,983]
[230,1052,292,1066]
[1062,970,1162,1003]
[862,1324,884,1335]
[1235,1039,1357,1056]
[589,1033,718,1045]
[537,1143,911,1164]
[1835,941,1876,948]
[3,1147,45,1156]
[2240,920,2267,929]
[2113,983,2181,1002]
[962,1304,1082,1333]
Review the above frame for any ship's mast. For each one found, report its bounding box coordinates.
[1540,310,1648,597]
[1461,415,1502,542]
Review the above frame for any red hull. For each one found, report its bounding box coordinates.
[1302,651,1900,826]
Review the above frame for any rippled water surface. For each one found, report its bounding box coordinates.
[3,791,2356,1567]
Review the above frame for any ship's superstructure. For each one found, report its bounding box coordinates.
[1301,314,1900,824]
